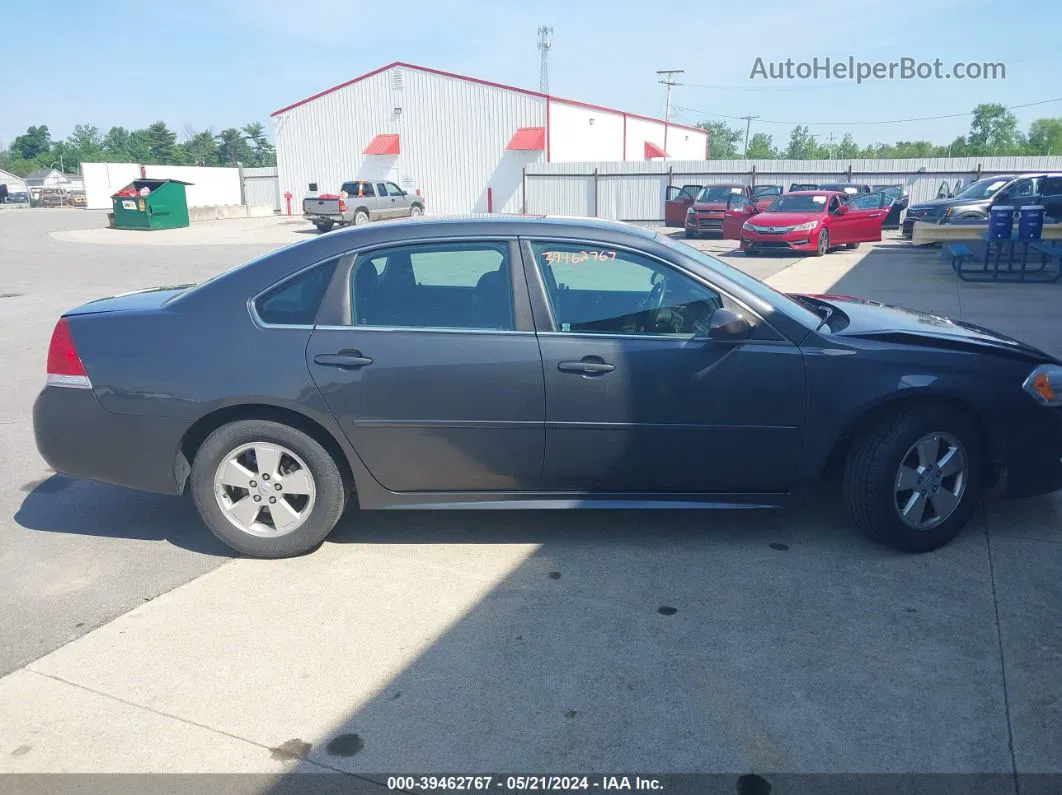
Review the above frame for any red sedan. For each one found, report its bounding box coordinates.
[739,191,893,256]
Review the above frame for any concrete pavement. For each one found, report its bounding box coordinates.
[2,211,1061,784]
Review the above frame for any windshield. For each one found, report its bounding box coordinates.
[654,233,822,328]
[696,185,743,202]
[953,177,1012,200]
[753,185,781,197]
[765,194,829,213]
[820,184,860,195]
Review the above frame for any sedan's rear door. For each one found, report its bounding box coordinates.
[306,239,545,492]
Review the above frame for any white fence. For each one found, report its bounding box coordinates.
[523,157,1062,222]
[81,163,243,210]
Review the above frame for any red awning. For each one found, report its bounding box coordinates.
[363,134,400,155]
[644,141,669,159]
[506,127,546,151]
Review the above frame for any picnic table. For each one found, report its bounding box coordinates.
[944,233,1062,283]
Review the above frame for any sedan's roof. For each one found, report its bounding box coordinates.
[324,214,658,239]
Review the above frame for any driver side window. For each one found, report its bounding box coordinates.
[828,195,841,213]
[530,241,723,337]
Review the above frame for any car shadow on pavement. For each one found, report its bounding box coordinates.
[14,475,233,557]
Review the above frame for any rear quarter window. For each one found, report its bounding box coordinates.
[254,258,338,326]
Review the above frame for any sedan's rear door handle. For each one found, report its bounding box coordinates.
[314,352,373,368]
[558,360,615,374]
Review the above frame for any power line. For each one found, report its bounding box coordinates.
[672,96,1062,128]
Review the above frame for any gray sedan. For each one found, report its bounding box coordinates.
[33,217,1062,557]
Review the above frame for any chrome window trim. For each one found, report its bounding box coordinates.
[314,324,534,336]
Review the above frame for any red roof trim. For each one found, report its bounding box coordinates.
[645,141,669,159]
[271,61,707,135]
[506,127,546,151]
[363,133,400,155]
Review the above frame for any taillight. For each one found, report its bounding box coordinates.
[339,199,347,212]
[46,318,91,388]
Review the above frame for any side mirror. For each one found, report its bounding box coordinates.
[708,308,753,341]
[746,205,759,214]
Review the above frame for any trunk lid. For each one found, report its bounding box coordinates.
[64,286,192,317]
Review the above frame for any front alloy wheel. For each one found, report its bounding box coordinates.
[815,228,829,256]
[893,432,968,530]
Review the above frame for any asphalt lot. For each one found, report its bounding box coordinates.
[2,209,1061,784]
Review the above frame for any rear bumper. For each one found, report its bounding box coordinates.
[304,214,342,224]
[33,386,188,495]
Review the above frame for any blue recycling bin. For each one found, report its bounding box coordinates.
[1018,205,1045,241]
[988,206,1015,239]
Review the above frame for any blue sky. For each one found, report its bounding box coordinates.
[2,0,1059,149]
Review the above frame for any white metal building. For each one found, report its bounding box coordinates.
[272,62,708,216]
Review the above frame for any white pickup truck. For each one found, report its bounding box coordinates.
[303,179,426,232]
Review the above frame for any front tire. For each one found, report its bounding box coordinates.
[191,420,347,558]
[814,228,829,256]
[409,204,424,217]
[842,404,985,553]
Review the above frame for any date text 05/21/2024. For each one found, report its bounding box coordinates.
[386,776,664,791]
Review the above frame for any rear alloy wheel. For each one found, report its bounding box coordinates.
[842,404,984,552]
[814,228,829,256]
[409,204,424,217]
[191,420,347,558]
[315,221,334,233]
[353,209,370,226]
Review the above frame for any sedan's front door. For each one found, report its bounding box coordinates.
[722,195,757,239]
[841,191,890,242]
[664,186,696,227]
[523,239,807,494]
[307,239,544,492]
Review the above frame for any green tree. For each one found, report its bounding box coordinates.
[65,124,104,168]
[241,122,275,166]
[784,125,822,159]
[10,125,52,162]
[967,103,1023,155]
[745,132,776,159]
[180,127,220,166]
[216,127,253,167]
[142,121,177,163]
[834,132,861,159]
[1026,118,1062,156]
[696,121,743,159]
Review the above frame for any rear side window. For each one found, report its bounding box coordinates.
[255,258,338,326]
[341,181,375,197]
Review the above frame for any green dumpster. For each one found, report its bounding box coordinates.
[111,179,192,230]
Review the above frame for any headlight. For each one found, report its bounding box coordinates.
[1023,364,1062,406]
[791,221,818,232]
[742,221,753,230]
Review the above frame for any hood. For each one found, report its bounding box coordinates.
[692,201,729,212]
[64,285,193,316]
[793,293,1059,363]
[751,210,822,227]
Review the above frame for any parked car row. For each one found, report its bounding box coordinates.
[667,181,908,232]
[902,172,1062,239]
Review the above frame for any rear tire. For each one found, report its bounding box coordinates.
[315,222,334,233]
[842,404,985,553]
[353,209,370,226]
[191,420,347,558]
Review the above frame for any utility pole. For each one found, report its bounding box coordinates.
[537,26,553,94]
[825,131,836,159]
[740,114,760,158]
[657,69,684,156]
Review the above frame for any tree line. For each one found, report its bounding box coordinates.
[0,121,276,177]
[697,104,1062,161]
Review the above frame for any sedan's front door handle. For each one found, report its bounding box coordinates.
[558,360,615,375]
[314,353,373,368]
